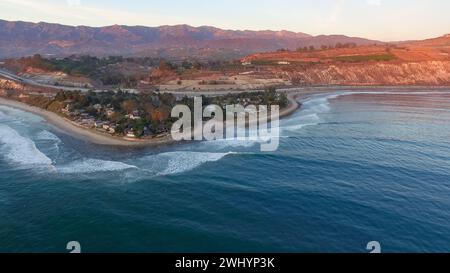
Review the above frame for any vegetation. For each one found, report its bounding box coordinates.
[178,88,289,115]
[296,43,358,52]
[20,88,288,138]
[53,90,177,137]
[333,54,396,63]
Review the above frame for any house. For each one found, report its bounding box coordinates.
[125,129,136,138]
[241,61,252,66]
[93,104,102,111]
[108,125,117,134]
[106,108,115,117]
[125,111,141,120]
[125,114,141,120]
[143,126,153,136]
[61,104,72,114]
[94,121,104,128]
[81,118,96,128]
[277,61,291,65]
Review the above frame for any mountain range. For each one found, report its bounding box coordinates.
[0,19,381,60]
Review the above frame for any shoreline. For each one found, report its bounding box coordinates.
[2,85,448,147]
[0,97,175,147]
[0,93,307,147]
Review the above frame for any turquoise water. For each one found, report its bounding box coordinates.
[1,90,450,253]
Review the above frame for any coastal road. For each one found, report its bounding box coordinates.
[0,67,301,97]
[0,68,95,92]
[1,66,340,99]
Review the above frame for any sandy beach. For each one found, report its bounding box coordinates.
[0,97,175,146]
[0,88,365,147]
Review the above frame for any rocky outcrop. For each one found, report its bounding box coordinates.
[0,78,26,90]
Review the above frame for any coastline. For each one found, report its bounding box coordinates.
[2,85,445,147]
[0,97,174,147]
[0,92,308,147]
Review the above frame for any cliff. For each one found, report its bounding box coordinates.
[288,61,450,86]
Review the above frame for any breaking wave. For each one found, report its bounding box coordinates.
[56,159,138,174]
[0,125,53,167]
[156,151,233,176]
[281,93,346,133]
[0,105,43,123]
[137,151,233,176]
[35,130,61,143]
[281,90,449,133]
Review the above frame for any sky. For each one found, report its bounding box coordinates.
[0,0,449,41]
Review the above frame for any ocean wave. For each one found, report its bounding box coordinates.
[56,159,138,174]
[35,130,62,154]
[35,130,62,143]
[148,151,233,176]
[281,90,450,133]
[0,105,43,123]
[0,125,53,167]
[0,110,16,123]
[201,137,258,150]
[281,92,356,133]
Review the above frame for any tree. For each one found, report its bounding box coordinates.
[122,100,137,114]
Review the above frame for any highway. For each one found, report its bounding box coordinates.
[0,68,92,92]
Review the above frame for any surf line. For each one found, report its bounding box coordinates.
[171,97,280,152]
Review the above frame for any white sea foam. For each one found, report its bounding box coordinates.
[35,130,61,143]
[153,151,233,176]
[281,94,339,132]
[0,105,43,123]
[57,159,138,174]
[281,90,450,133]
[0,125,53,167]
[201,137,257,150]
[35,130,62,153]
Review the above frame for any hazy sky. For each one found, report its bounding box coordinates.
[0,0,448,41]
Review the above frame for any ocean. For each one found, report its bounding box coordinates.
[1,89,450,253]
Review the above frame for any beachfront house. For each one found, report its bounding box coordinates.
[93,104,102,111]
[125,129,136,138]
[81,118,96,128]
[106,108,115,117]
[125,110,142,120]
[108,125,116,134]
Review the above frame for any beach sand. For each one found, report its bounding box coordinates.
[0,97,174,146]
[0,90,328,147]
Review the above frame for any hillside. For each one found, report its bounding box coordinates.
[242,34,450,63]
[0,19,380,60]
[235,34,450,86]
